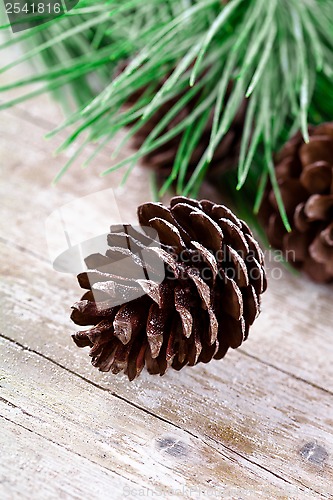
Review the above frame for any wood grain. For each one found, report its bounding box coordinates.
[1,66,333,499]
[0,241,332,497]
[0,417,134,500]
[2,336,307,499]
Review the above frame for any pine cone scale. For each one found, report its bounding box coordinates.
[304,194,333,221]
[146,303,166,358]
[113,300,147,345]
[174,286,193,338]
[300,137,332,165]
[300,161,332,194]
[220,277,243,321]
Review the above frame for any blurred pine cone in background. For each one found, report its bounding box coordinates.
[71,196,267,380]
[117,62,247,181]
[260,123,333,283]
[131,90,246,178]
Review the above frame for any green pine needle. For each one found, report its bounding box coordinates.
[1,0,333,225]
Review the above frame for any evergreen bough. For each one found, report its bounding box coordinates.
[1,0,333,228]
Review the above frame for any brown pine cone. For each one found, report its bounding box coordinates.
[260,123,333,283]
[71,196,267,380]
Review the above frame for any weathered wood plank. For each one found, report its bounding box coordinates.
[244,270,333,392]
[0,417,134,500]
[1,107,332,393]
[0,337,304,499]
[0,242,332,498]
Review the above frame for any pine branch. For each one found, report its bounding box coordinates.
[1,0,333,227]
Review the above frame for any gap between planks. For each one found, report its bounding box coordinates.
[1,103,332,394]
[1,238,333,496]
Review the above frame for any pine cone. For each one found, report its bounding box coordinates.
[118,62,246,179]
[71,197,267,380]
[260,123,333,283]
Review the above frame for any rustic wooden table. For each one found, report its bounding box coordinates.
[0,66,333,499]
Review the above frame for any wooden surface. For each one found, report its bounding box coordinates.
[1,67,333,500]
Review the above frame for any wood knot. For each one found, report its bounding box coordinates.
[299,442,328,466]
[156,437,188,458]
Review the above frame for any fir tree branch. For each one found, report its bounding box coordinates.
[0,0,332,225]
